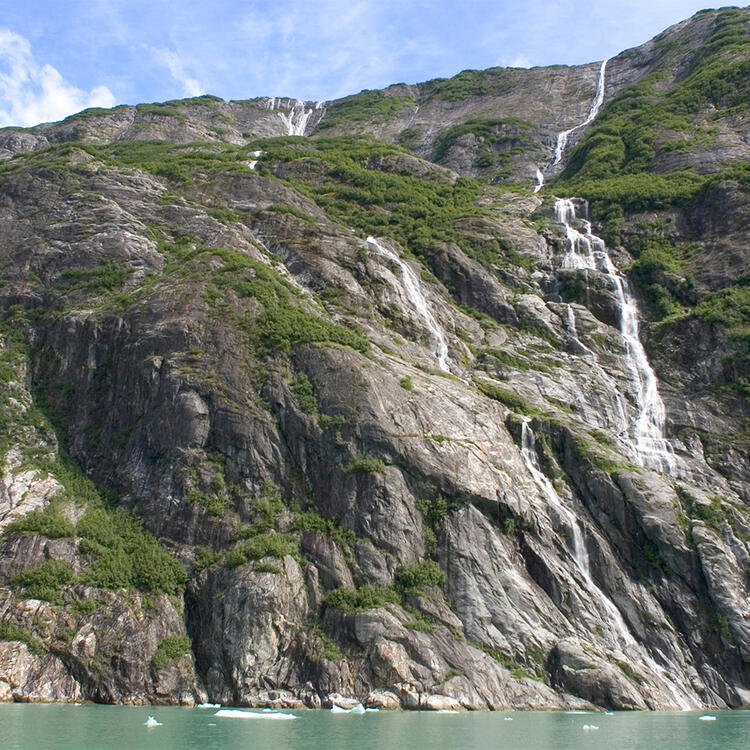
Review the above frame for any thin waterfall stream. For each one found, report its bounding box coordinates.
[367,237,450,371]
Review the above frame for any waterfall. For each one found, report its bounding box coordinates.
[278,99,317,136]
[533,168,545,194]
[551,59,608,167]
[519,418,698,709]
[366,236,450,371]
[554,199,681,476]
[533,59,608,191]
[563,305,632,445]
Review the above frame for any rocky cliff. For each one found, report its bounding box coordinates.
[0,6,748,710]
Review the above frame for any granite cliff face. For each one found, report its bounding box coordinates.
[0,7,748,710]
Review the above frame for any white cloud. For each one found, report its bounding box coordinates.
[0,27,116,127]
[508,54,533,69]
[150,47,202,98]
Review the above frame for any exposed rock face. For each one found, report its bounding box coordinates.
[0,6,749,711]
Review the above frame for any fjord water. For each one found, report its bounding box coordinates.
[1,705,748,750]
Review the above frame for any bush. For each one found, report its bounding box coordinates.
[343,456,386,474]
[4,509,75,539]
[323,585,400,613]
[394,559,445,593]
[224,533,298,568]
[10,560,75,604]
[151,634,191,670]
[0,622,46,654]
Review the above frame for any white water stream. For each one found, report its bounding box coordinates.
[366,236,450,371]
[554,199,680,476]
[533,58,609,191]
[519,418,697,709]
[551,59,608,167]
[277,99,319,136]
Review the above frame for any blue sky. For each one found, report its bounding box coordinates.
[0,1,728,127]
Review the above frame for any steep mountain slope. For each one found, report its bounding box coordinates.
[0,6,748,710]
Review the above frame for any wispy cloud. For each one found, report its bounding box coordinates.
[150,47,202,98]
[0,27,115,127]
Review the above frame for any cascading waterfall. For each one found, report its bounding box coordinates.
[366,236,450,371]
[553,199,681,476]
[277,99,319,136]
[532,59,609,191]
[519,418,698,709]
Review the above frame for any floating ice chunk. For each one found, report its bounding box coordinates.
[365,708,380,712]
[565,710,591,714]
[699,715,717,721]
[197,703,220,708]
[583,724,599,731]
[605,711,614,716]
[332,703,365,713]
[436,709,460,714]
[504,716,513,721]
[145,716,162,727]
[214,709,296,720]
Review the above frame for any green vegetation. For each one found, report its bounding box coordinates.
[399,375,413,391]
[291,372,319,414]
[476,380,537,415]
[0,622,46,655]
[433,118,535,166]
[224,532,298,568]
[59,262,127,294]
[2,456,188,597]
[315,90,415,130]
[10,560,75,604]
[151,634,191,670]
[692,285,750,343]
[290,510,358,550]
[626,237,692,320]
[323,584,400,612]
[249,136,486,268]
[266,203,315,223]
[394,559,445,593]
[4,508,75,539]
[307,620,342,661]
[342,456,386,474]
[423,67,520,102]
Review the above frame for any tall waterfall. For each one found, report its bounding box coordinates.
[551,59,608,167]
[533,59,609,191]
[519,419,698,709]
[366,236,450,371]
[554,199,680,476]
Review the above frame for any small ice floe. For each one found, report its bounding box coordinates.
[214,709,295,720]
[331,703,365,714]
[504,717,513,721]
[605,712,614,716]
[583,724,599,731]
[207,723,216,726]
[565,710,591,714]
[365,708,380,712]
[197,703,221,708]
[435,709,460,714]
[145,716,162,727]
[698,715,717,721]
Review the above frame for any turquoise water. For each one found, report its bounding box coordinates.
[1,705,748,750]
